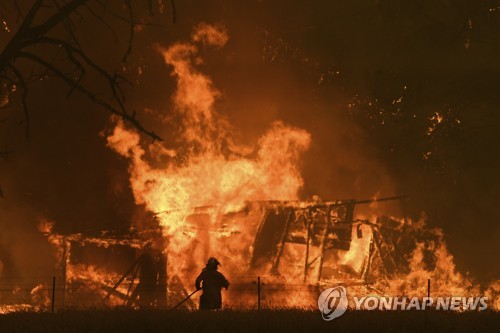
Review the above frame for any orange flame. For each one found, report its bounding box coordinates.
[15,23,494,311]
[107,23,311,281]
[104,23,500,310]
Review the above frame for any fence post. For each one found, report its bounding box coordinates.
[51,277,56,313]
[257,276,261,310]
[165,253,168,308]
[425,278,431,329]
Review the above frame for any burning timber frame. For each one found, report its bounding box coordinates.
[250,195,409,284]
[44,195,408,308]
[45,231,174,308]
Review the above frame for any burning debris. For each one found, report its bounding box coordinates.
[1,23,497,313]
[26,195,495,310]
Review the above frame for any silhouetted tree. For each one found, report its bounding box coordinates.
[0,0,175,141]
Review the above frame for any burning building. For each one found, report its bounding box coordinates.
[1,21,498,313]
[34,193,495,310]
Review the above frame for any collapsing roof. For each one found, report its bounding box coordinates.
[38,195,446,308]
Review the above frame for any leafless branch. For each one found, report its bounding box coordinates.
[83,3,118,42]
[5,64,29,137]
[122,0,134,62]
[0,0,165,141]
[19,51,161,141]
[171,0,176,23]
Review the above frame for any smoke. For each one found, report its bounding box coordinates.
[104,21,500,306]
[0,201,56,295]
[192,22,229,47]
[108,24,311,214]
[106,23,314,278]
[0,0,497,298]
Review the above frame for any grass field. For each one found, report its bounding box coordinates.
[0,309,498,333]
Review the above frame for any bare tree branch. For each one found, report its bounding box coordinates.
[19,51,161,141]
[5,64,29,137]
[122,0,134,62]
[0,0,165,141]
[171,0,176,23]
[29,0,88,37]
[83,3,118,42]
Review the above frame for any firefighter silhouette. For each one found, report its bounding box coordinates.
[195,257,229,310]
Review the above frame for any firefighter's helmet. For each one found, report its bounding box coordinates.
[206,257,221,266]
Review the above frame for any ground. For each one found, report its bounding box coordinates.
[0,309,498,333]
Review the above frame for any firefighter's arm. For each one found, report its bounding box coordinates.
[195,273,203,290]
[221,274,229,290]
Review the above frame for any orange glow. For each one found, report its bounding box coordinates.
[8,23,494,312]
[106,23,316,305]
[104,24,499,310]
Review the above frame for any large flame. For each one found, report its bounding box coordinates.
[107,23,311,279]
[5,23,495,312]
[104,23,500,310]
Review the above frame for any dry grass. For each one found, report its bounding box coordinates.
[0,309,498,333]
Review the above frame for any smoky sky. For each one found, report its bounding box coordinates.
[1,0,499,282]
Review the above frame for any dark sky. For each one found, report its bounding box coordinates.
[1,0,499,282]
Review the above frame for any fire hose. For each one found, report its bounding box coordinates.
[170,289,200,311]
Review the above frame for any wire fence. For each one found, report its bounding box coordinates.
[0,276,498,312]
[0,276,321,307]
